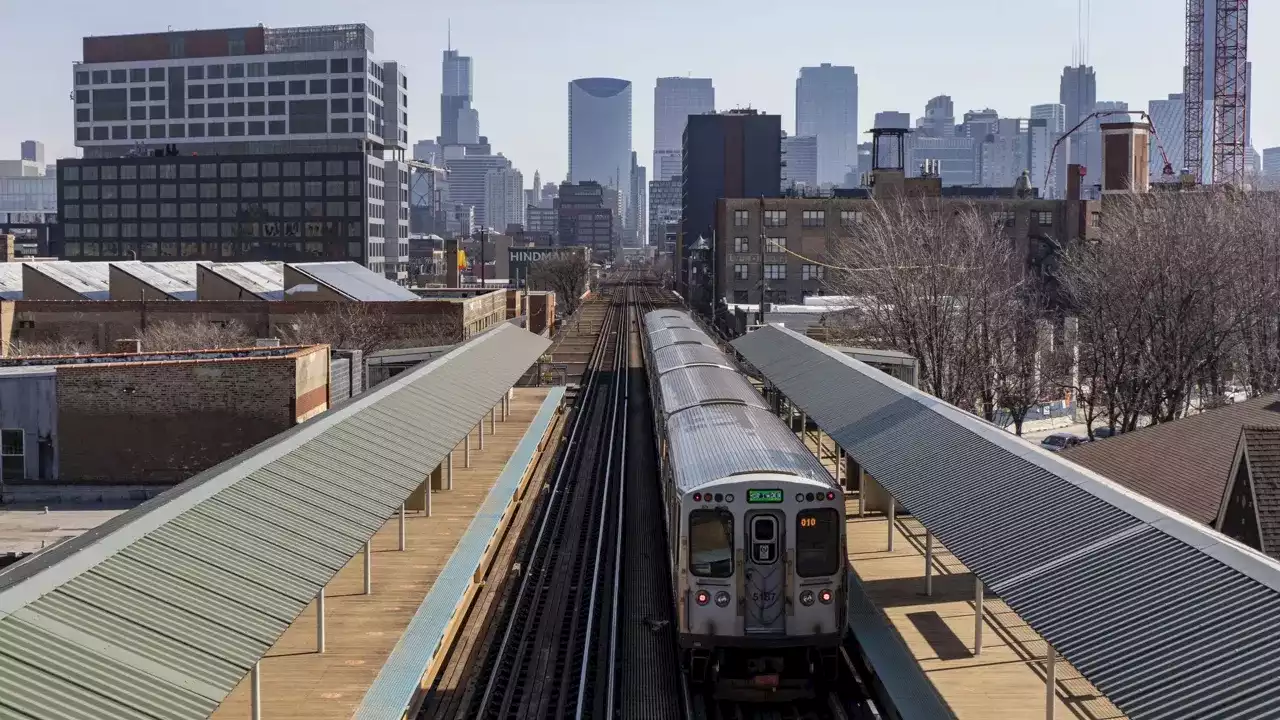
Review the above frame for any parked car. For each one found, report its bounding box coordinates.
[1040,433,1083,452]
[1091,427,1116,440]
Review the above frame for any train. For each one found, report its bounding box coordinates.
[642,309,848,702]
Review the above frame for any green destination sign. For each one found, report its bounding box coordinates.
[747,489,784,504]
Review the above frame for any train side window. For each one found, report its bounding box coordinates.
[796,508,842,577]
[689,508,734,578]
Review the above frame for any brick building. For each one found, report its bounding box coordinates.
[0,344,328,484]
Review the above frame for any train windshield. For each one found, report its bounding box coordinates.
[796,508,842,577]
[689,508,734,578]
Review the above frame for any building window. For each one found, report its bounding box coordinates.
[733,264,749,280]
[765,237,787,253]
[802,210,825,227]
[838,210,863,226]
[764,264,787,280]
[734,209,749,227]
[733,236,749,253]
[802,264,824,281]
[1090,211,1101,228]
[763,210,787,227]
[1035,210,1054,226]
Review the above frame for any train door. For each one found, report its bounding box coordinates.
[743,511,786,635]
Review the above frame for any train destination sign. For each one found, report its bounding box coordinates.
[747,489,784,504]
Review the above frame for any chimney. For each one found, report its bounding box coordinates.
[114,338,142,354]
[1066,163,1084,201]
[1100,121,1152,194]
[1,234,14,262]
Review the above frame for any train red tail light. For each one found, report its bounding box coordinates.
[826,491,836,501]
[819,589,833,604]
[693,493,702,502]
[695,590,711,606]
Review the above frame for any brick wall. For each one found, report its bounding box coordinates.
[56,356,299,483]
[4,299,467,353]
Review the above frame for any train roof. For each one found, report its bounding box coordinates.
[651,344,735,375]
[660,366,770,416]
[666,403,837,493]
[644,309,691,326]
[648,327,718,352]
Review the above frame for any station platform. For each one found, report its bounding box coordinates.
[208,387,563,720]
[800,431,1127,720]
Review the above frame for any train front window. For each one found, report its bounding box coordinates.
[689,509,734,578]
[796,508,841,577]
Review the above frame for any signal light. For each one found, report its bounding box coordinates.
[819,589,833,604]
[826,491,836,501]
[693,493,701,502]
[695,590,711,606]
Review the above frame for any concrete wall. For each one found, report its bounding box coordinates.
[54,353,310,483]
[3,300,468,354]
[294,346,329,423]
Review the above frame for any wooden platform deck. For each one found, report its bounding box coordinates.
[210,387,553,720]
[797,430,1128,720]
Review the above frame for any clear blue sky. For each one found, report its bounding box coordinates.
[1,0,1274,181]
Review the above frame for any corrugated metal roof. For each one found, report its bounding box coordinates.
[0,263,22,300]
[203,262,285,301]
[660,366,769,416]
[651,344,735,376]
[644,310,697,334]
[648,327,717,352]
[667,404,835,493]
[290,262,420,302]
[28,262,111,300]
[112,262,201,301]
[732,324,1280,720]
[0,323,551,720]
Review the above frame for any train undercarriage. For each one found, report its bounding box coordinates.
[686,644,841,703]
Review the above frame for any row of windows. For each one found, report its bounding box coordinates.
[75,57,369,87]
[730,263,824,281]
[732,236,790,253]
[63,198,366,221]
[65,179,363,202]
[63,239,367,261]
[732,209,867,228]
[76,78,375,107]
[65,159,364,182]
[76,117,377,141]
[63,218,366,240]
[688,508,840,578]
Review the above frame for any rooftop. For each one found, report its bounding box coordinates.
[0,345,315,368]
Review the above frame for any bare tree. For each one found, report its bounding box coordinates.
[528,252,590,316]
[278,302,398,357]
[135,319,254,352]
[992,297,1056,436]
[8,336,97,357]
[823,196,1024,415]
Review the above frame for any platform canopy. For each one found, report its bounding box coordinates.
[0,323,551,720]
[733,324,1280,720]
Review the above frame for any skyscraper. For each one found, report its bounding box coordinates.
[484,167,525,231]
[654,77,715,181]
[20,141,44,166]
[1147,94,1185,179]
[627,151,647,248]
[919,96,955,138]
[1059,65,1097,129]
[795,64,858,185]
[1030,104,1066,134]
[440,48,474,146]
[568,78,633,233]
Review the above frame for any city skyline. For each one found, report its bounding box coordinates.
[1,0,1276,185]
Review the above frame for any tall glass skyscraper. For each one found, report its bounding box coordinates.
[568,78,633,231]
[440,49,474,146]
[795,64,858,185]
[653,77,714,181]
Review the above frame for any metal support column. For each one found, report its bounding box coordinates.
[398,504,406,551]
[363,540,372,595]
[490,406,496,434]
[924,532,933,596]
[464,434,471,468]
[1045,644,1057,719]
[251,662,262,720]
[478,421,485,450]
[835,448,843,487]
[502,394,509,421]
[445,451,453,490]
[858,469,866,518]
[316,588,326,653]
[800,411,807,440]
[974,578,984,655]
[887,496,896,551]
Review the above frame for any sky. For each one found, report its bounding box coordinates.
[0,0,1275,183]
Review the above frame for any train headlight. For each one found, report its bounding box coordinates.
[800,590,815,606]
[714,591,731,608]
[819,589,833,605]
[695,590,711,606]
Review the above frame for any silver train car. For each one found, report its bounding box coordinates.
[643,309,848,701]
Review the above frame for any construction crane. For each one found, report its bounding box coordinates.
[1184,0,1249,186]
[1043,109,1178,193]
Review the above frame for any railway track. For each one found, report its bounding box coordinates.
[470,285,631,719]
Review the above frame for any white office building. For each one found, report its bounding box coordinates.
[795,63,858,185]
[484,166,525,231]
[653,77,714,181]
[1030,103,1066,133]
